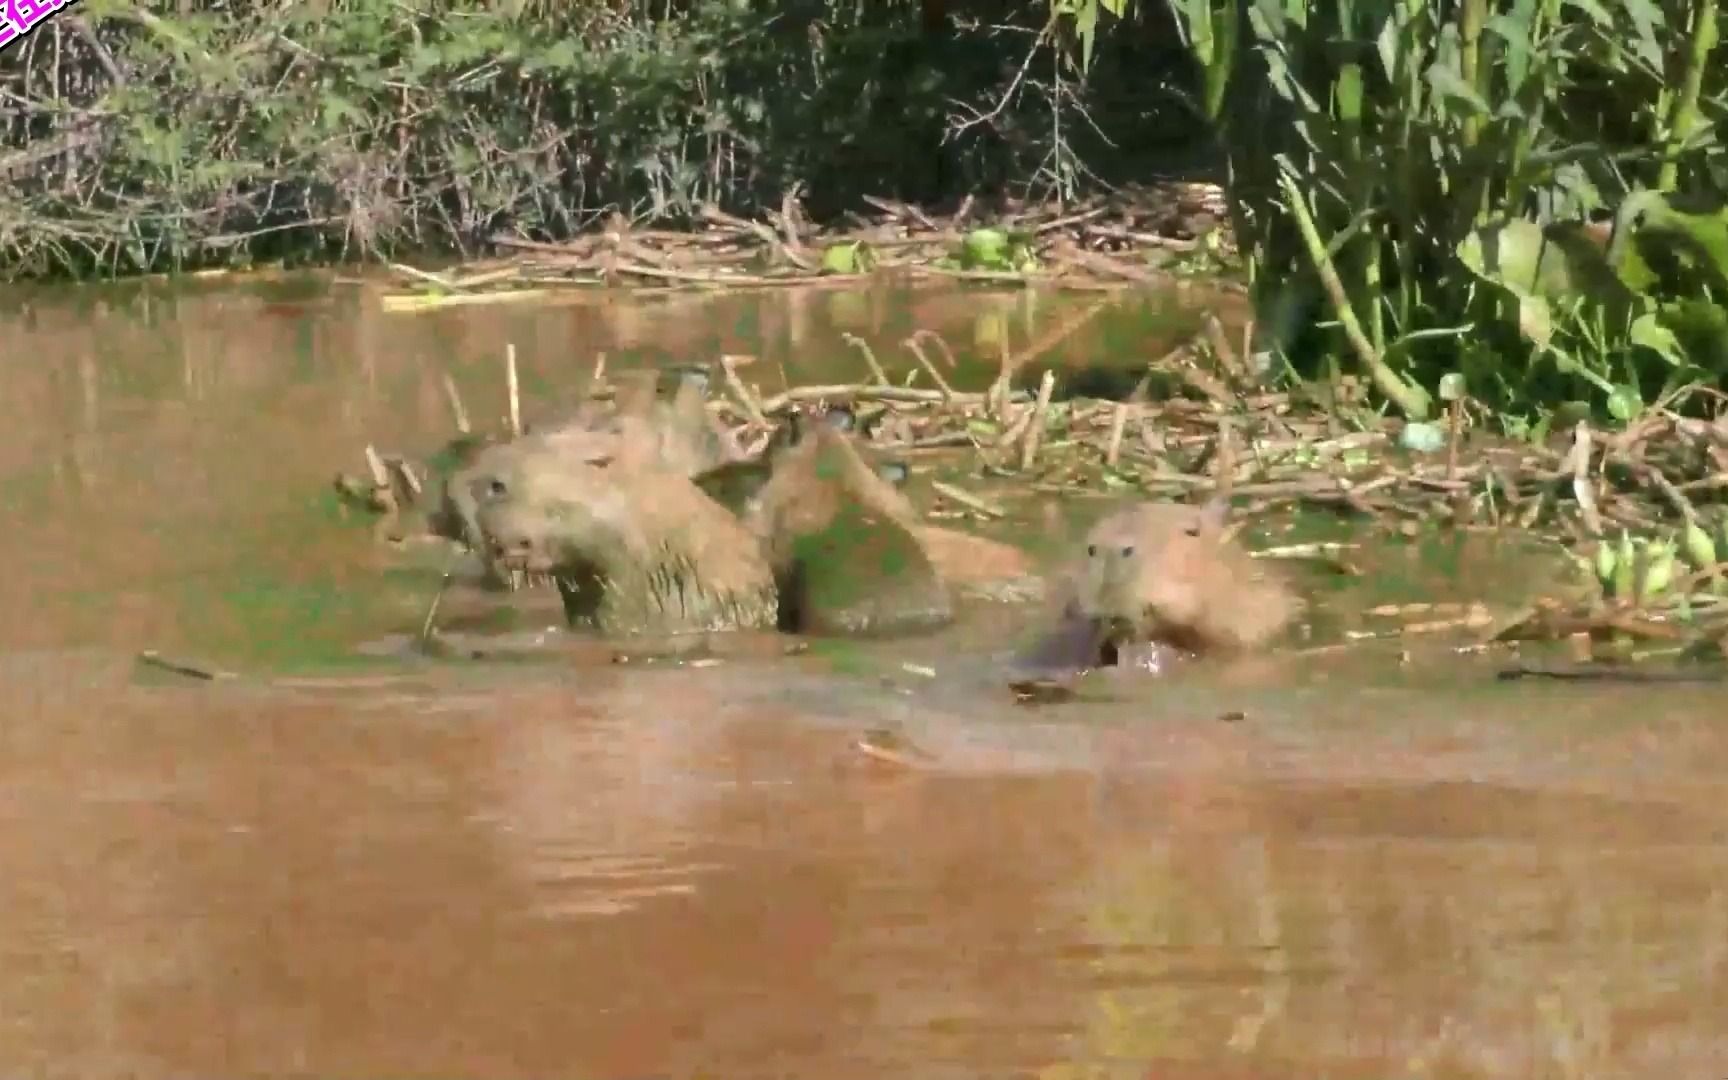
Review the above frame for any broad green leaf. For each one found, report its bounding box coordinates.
[1606,385,1641,422]
[1335,63,1363,126]
[1076,0,1100,74]
[961,228,1010,269]
[1518,294,1553,348]
[1425,62,1491,116]
[821,242,862,274]
[1374,12,1401,81]
[1629,311,1684,365]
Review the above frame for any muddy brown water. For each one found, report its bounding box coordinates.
[3,275,1726,1079]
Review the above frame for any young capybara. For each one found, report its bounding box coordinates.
[1013,496,1297,677]
[742,407,955,636]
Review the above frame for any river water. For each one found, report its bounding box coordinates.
[2,274,1725,1079]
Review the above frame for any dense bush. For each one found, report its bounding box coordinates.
[0,0,1207,280]
[1129,0,1728,418]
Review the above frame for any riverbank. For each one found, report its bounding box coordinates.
[237,180,1239,312]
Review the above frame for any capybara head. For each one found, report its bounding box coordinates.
[456,430,779,636]
[450,434,626,585]
[1074,497,1294,652]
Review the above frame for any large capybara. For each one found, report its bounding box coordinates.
[463,430,780,638]
[438,370,745,564]
[1012,496,1297,677]
[738,407,955,636]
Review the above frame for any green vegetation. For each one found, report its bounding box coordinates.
[1087,0,1727,419]
[0,0,1200,279]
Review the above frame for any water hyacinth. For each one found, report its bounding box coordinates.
[1595,538,1619,586]
[1591,530,1687,604]
[1613,531,1638,601]
[1640,538,1677,602]
[1683,520,1719,570]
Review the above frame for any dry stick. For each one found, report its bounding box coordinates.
[839,332,891,385]
[505,343,522,438]
[440,372,472,434]
[997,403,1037,451]
[1203,314,1249,388]
[720,354,770,427]
[363,443,391,490]
[1020,370,1057,471]
[592,352,608,385]
[913,329,960,370]
[391,261,468,291]
[418,570,455,645]
[385,458,423,499]
[1445,398,1463,482]
[1104,401,1130,468]
[1567,421,1604,536]
[757,383,1015,414]
[992,334,1013,421]
[1005,295,1111,372]
[930,480,1005,518]
[1215,417,1237,501]
[1671,560,1728,601]
[363,444,400,519]
[903,336,955,402]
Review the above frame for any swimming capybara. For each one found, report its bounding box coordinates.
[438,371,744,564]
[740,407,954,636]
[465,429,780,638]
[1012,496,1297,677]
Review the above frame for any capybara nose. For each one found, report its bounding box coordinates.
[489,536,533,560]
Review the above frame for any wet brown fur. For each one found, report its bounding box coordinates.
[1071,498,1296,654]
[744,419,953,635]
[468,433,779,637]
[441,374,742,559]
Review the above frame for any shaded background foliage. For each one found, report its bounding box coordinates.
[0,0,1212,280]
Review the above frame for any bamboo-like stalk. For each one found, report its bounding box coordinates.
[1276,165,1432,418]
[1658,0,1721,193]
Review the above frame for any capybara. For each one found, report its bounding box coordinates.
[440,373,744,565]
[463,431,779,638]
[741,407,954,636]
[1012,497,1296,677]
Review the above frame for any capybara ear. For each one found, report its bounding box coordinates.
[1192,494,1232,537]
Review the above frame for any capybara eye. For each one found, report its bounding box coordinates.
[1184,522,1202,536]
[1120,545,1134,557]
[486,477,508,498]
[1086,544,1098,557]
